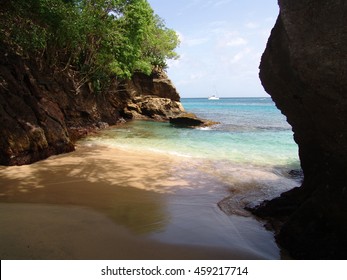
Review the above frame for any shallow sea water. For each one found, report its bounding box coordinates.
[0,98,301,259]
[75,98,301,259]
[84,98,301,204]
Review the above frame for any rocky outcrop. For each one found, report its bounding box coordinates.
[123,95,184,121]
[0,50,126,165]
[0,46,182,165]
[126,71,180,102]
[122,70,184,120]
[170,113,219,128]
[254,0,347,259]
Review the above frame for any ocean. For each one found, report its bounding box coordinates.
[79,97,301,258]
[86,98,299,165]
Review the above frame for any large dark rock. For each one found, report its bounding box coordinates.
[0,53,74,165]
[0,48,182,165]
[170,113,219,128]
[255,0,347,259]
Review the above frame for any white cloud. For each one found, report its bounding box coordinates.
[190,72,206,80]
[230,53,243,64]
[216,32,248,48]
[185,37,210,47]
[147,0,279,97]
[226,37,248,47]
[178,31,210,47]
[174,71,208,87]
[245,22,259,29]
[229,48,251,64]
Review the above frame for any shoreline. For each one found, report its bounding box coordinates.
[0,144,280,260]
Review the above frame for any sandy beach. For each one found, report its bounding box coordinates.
[0,144,279,260]
[0,203,257,260]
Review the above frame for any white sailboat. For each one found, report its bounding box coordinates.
[208,94,219,100]
[208,86,220,100]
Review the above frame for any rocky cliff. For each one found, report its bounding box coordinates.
[255,0,347,259]
[0,47,183,166]
[122,71,185,120]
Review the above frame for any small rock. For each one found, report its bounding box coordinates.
[170,113,219,128]
[97,122,109,129]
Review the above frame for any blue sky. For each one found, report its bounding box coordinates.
[147,0,279,98]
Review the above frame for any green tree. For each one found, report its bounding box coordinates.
[1,0,180,92]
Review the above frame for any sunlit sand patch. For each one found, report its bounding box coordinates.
[0,145,194,195]
[0,143,286,259]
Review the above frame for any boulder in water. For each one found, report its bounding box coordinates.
[169,113,219,128]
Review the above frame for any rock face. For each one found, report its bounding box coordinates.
[0,48,182,165]
[127,71,181,102]
[123,71,184,120]
[256,0,347,259]
[123,96,184,120]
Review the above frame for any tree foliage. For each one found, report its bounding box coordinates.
[1,0,179,92]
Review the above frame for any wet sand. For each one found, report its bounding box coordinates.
[0,145,278,259]
[0,203,260,260]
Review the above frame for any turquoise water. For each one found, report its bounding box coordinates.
[181,97,298,166]
[79,97,301,257]
[0,98,301,259]
[83,97,300,210]
[86,97,299,167]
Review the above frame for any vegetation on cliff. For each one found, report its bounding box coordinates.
[0,0,179,92]
[0,0,182,165]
